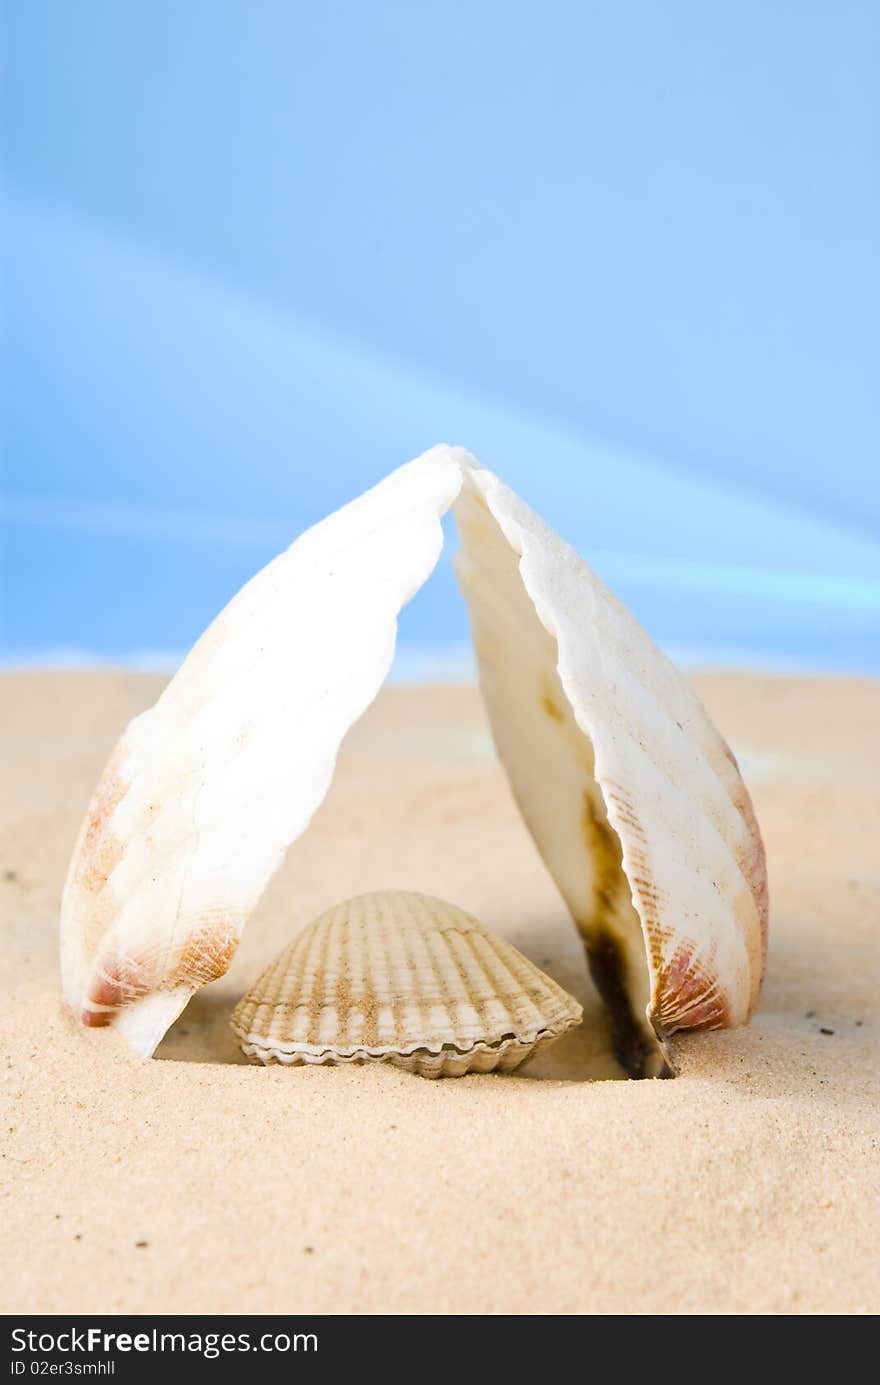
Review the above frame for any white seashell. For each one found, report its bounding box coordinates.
[230,891,583,1076]
[59,448,465,1057]
[453,467,768,1076]
[60,445,767,1073]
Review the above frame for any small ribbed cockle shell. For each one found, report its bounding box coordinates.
[231,891,583,1076]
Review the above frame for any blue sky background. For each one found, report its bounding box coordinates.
[2,1,878,672]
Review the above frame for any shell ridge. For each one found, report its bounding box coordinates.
[414,891,468,1045]
[426,897,487,1044]
[466,929,545,1037]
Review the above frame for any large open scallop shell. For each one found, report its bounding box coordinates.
[453,469,768,1076]
[60,445,767,1074]
[231,890,583,1076]
[59,448,465,1057]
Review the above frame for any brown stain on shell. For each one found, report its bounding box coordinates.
[580,791,673,1077]
[603,779,736,1038]
[721,740,769,995]
[170,916,239,989]
[582,791,627,918]
[82,952,151,1024]
[654,942,731,1031]
[75,742,129,894]
[584,931,673,1078]
[73,741,131,961]
[540,687,565,723]
[525,676,676,1078]
[82,914,240,1026]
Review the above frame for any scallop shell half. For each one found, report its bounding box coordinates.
[454,467,768,1076]
[59,448,465,1057]
[231,891,583,1076]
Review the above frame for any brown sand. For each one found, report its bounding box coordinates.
[1,670,878,1315]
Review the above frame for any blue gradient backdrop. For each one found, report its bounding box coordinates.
[2,2,878,670]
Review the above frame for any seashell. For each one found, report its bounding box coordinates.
[60,445,767,1074]
[59,448,466,1057]
[453,466,768,1076]
[230,890,583,1076]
